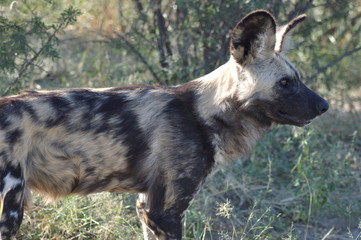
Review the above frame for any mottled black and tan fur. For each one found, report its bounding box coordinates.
[0,10,328,240]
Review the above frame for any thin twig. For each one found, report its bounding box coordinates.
[305,45,361,82]
[303,173,312,240]
[133,0,148,22]
[16,57,51,76]
[1,18,69,97]
[287,0,313,20]
[113,32,162,85]
[321,227,335,240]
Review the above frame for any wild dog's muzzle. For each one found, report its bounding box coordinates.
[271,82,329,127]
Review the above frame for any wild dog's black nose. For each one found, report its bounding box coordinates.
[317,99,329,114]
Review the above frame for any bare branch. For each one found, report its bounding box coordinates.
[113,32,162,85]
[305,45,361,82]
[345,24,361,52]
[153,0,172,78]
[287,0,313,19]
[133,0,148,22]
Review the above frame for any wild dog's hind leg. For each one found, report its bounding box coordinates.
[0,164,25,240]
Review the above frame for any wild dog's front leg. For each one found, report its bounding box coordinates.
[136,194,157,240]
[136,194,184,240]
[0,165,25,240]
[136,176,204,240]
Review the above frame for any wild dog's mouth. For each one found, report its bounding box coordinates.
[276,110,311,127]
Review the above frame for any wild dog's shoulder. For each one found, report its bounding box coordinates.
[168,81,200,105]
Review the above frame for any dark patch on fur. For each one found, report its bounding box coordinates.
[5,129,23,145]
[0,99,38,131]
[95,94,126,116]
[118,114,148,171]
[22,102,38,121]
[44,96,72,127]
[0,114,11,130]
[161,93,215,177]
[70,89,98,104]
[6,101,24,118]
[149,176,166,212]
[69,90,99,131]
[167,83,215,168]
[0,151,8,163]
[92,92,150,174]
[212,115,231,129]
[242,101,274,128]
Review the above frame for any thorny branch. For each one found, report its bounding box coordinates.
[1,11,78,97]
[2,47,47,97]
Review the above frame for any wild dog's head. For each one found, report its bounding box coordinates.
[230,10,328,127]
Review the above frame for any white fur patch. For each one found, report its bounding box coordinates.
[9,211,19,219]
[1,172,23,195]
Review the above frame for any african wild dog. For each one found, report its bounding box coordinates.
[0,10,328,240]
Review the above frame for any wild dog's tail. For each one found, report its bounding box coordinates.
[0,164,25,239]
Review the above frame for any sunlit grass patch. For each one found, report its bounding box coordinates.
[18,193,143,240]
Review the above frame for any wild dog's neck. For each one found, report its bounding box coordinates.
[192,59,271,164]
[193,59,238,118]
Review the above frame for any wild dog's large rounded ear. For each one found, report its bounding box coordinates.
[275,14,307,53]
[230,10,276,65]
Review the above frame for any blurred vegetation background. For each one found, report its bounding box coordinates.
[0,0,360,239]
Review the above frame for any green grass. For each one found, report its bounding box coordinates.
[19,193,143,239]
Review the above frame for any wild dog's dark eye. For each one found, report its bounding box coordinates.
[280,78,288,87]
